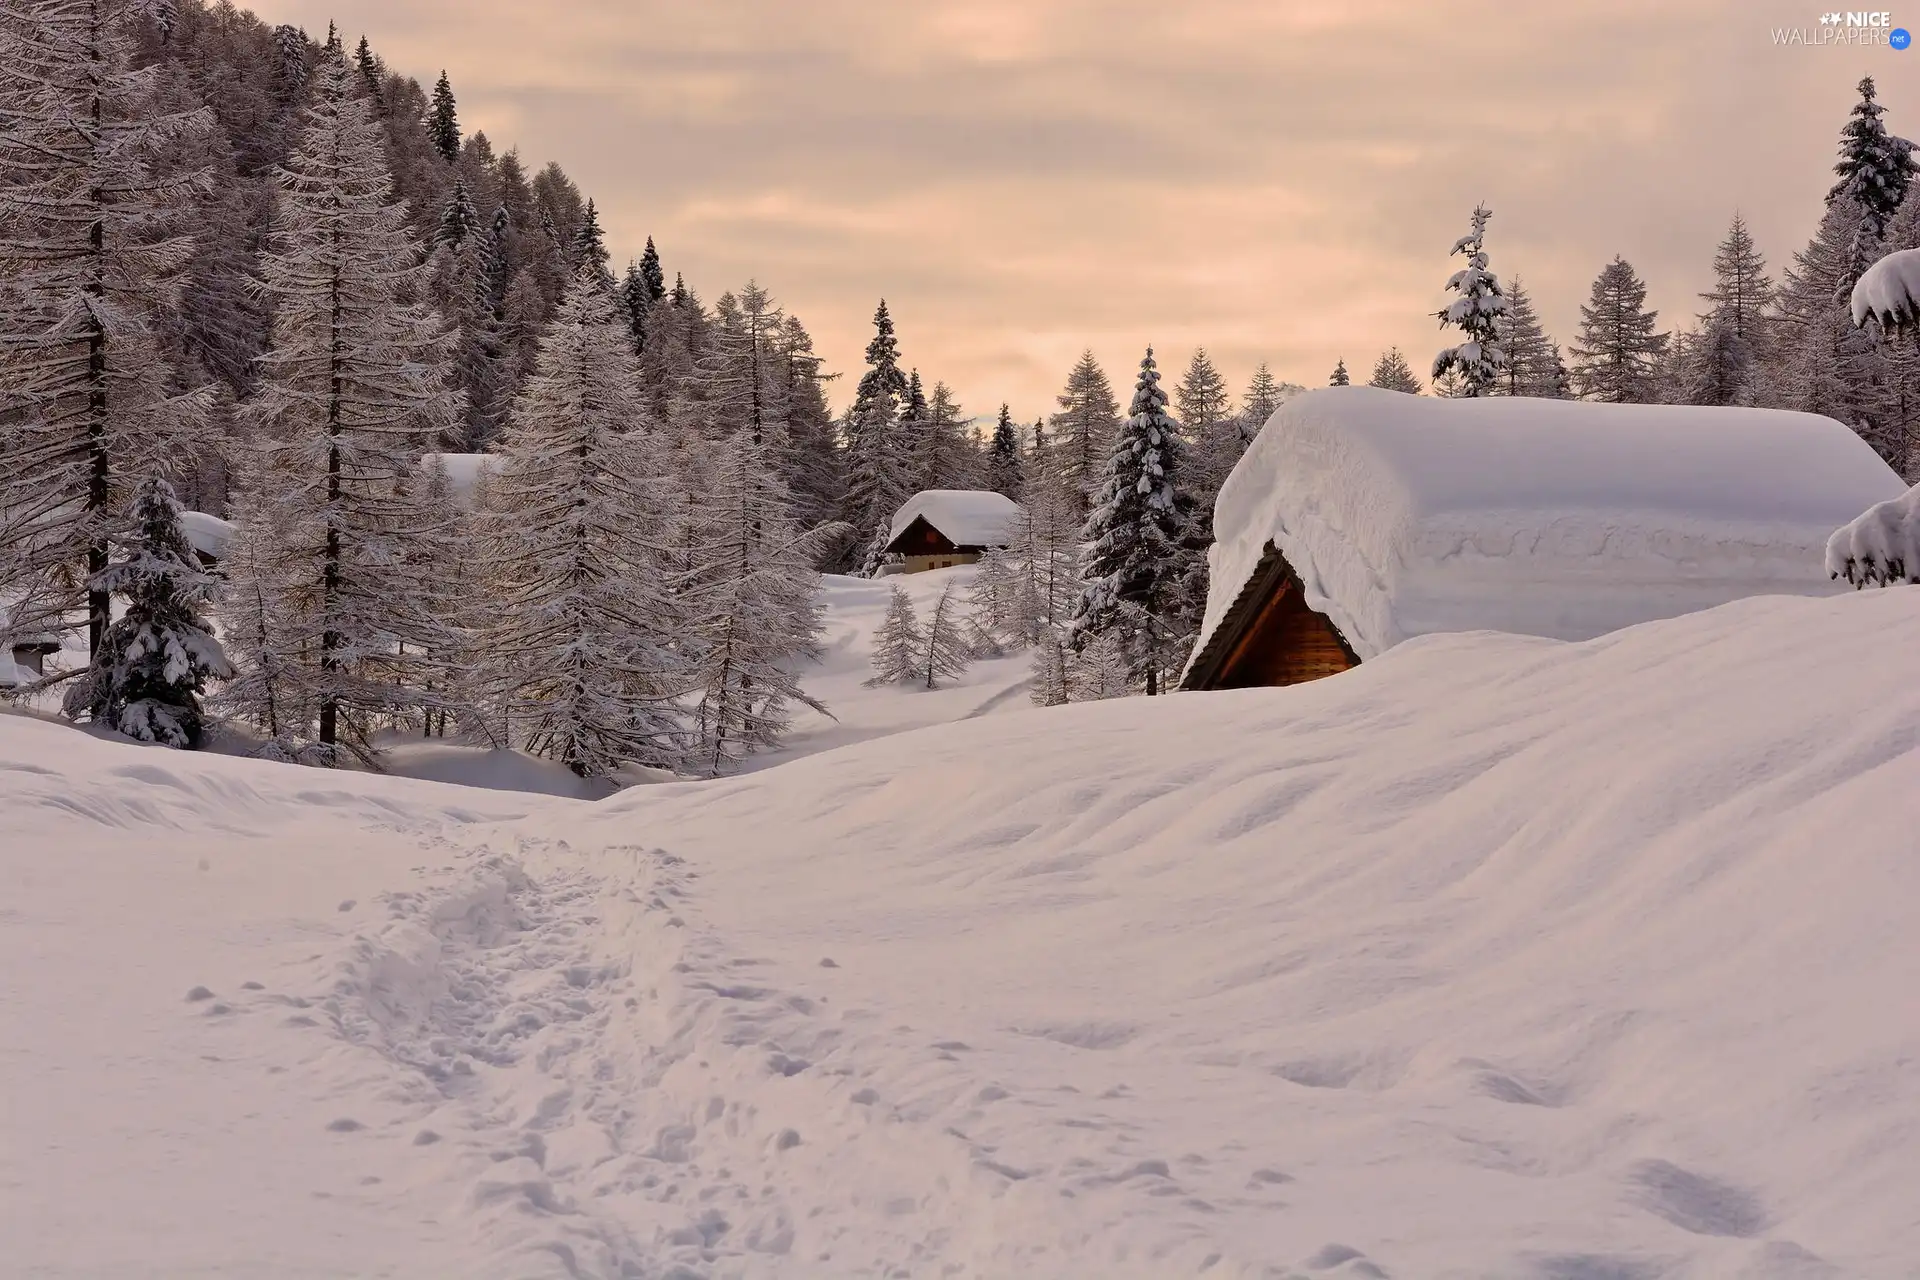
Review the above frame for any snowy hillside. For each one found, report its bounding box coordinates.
[4,591,1920,1277]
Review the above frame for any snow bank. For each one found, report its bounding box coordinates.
[419,451,504,509]
[1826,481,1920,585]
[9,590,1920,1275]
[887,488,1019,547]
[1851,246,1920,331]
[177,509,234,561]
[1200,386,1906,664]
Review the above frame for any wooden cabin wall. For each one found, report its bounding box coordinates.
[1218,576,1358,689]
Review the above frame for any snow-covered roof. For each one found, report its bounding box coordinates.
[178,510,234,561]
[420,452,504,509]
[887,489,1020,550]
[1851,248,1920,331]
[0,655,26,687]
[1190,387,1907,674]
[1826,482,1920,586]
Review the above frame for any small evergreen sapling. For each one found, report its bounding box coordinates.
[1329,359,1350,387]
[67,479,233,748]
[865,585,924,687]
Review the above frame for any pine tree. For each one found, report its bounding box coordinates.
[865,585,924,687]
[66,478,231,747]
[1432,204,1509,396]
[619,261,652,354]
[1368,347,1422,394]
[1070,348,1188,695]
[435,176,479,248]
[486,263,683,778]
[1050,350,1121,513]
[428,70,459,164]
[1569,257,1667,403]
[1830,76,1916,288]
[0,0,215,662]
[639,235,666,303]
[459,206,515,449]
[844,300,914,572]
[571,198,610,281]
[353,35,382,106]
[243,47,463,759]
[986,404,1024,500]
[1329,359,1350,386]
[1499,278,1562,397]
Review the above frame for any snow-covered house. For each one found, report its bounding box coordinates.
[4,631,62,684]
[178,510,235,568]
[883,490,1020,573]
[1181,387,1907,691]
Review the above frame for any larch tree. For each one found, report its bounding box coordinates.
[0,0,215,661]
[771,313,844,534]
[1070,347,1188,696]
[911,579,972,690]
[1569,257,1667,403]
[1175,347,1234,495]
[1431,203,1509,396]
[1236,363,1291,447]
[681,279,830,774]
[1369,347,1423,394]
[1050,350,1121,514]
[864,585,923,687]
[66,478,231,747]
[485,262,683,778]
[243,46,463,759]
[428,70,459,164]
[1500,278,1563,398]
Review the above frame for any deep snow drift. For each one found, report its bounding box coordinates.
[4,590,1919,1278]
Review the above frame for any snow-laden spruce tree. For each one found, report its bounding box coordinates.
[844,300,915,573]
[1432,204,1509,396]
[986,404,1024,500]
[0,0,215,659]
[1070,347,1188,695]
[428,70,459,164]
[65,478,232,747]
[1831,76,1916,290]
[865,585,924,687]
[243,45,463,760]
[1329,359,1350,387]
[485,262,684,779]
[1369,347,1422,394]
[1570,257,1668,403]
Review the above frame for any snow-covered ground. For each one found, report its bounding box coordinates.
[5,589,1919,1277]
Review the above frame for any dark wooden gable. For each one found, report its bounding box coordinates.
[885,516,960,556]
[1181,542,1360,691]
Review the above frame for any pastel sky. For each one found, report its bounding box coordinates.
[245,0,1914,422]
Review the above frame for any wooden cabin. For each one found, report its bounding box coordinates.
[5,633,62,683]
[1181,386,1906,693]
[1181,543,1358,690]
[883,490,1020,574]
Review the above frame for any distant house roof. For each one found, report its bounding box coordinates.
[886,490,1020,552]
[1184,387,1905,687]
[178,510,235,562]
[420,452,504,510]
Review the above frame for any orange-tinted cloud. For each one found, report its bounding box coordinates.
[247,0,1910,419]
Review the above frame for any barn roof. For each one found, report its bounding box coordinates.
[887,490,1020,550]
[1186,387,1906,682]
[178,510,235,561]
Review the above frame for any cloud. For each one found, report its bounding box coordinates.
[249,0,1909,417]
